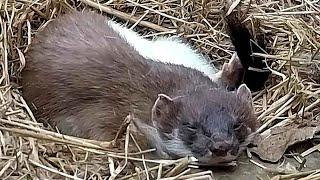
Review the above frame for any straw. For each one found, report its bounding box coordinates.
[0,0,319,179]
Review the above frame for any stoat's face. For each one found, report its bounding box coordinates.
[133,84,258,165]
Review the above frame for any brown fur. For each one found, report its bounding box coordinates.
[22,10,258,165]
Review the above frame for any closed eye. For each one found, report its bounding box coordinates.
[187,126,197,132]
[183,122,197,133]
[234,122,243,130]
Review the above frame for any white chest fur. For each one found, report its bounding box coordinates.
[107,21,218,80]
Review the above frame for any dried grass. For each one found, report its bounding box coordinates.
[0,0,320,179]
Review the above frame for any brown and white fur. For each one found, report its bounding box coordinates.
[22,10,261,165]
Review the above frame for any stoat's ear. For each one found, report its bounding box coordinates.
[213,53,244,90]
[237,84,252,102]
[151,94,182,133]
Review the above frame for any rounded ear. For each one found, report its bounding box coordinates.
[151,94,181,133]
[152,94,174,119]
[217,53,245,89]
[237,84,252,101]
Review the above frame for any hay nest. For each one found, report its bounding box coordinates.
[0,0,320,179]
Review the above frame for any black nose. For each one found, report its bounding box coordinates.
[211,148,227,156]
[210,142,239,156]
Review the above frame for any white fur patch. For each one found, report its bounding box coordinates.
[107,20,218,80]
[163,128,193,157]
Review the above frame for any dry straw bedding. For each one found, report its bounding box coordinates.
[0,0,320,179]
